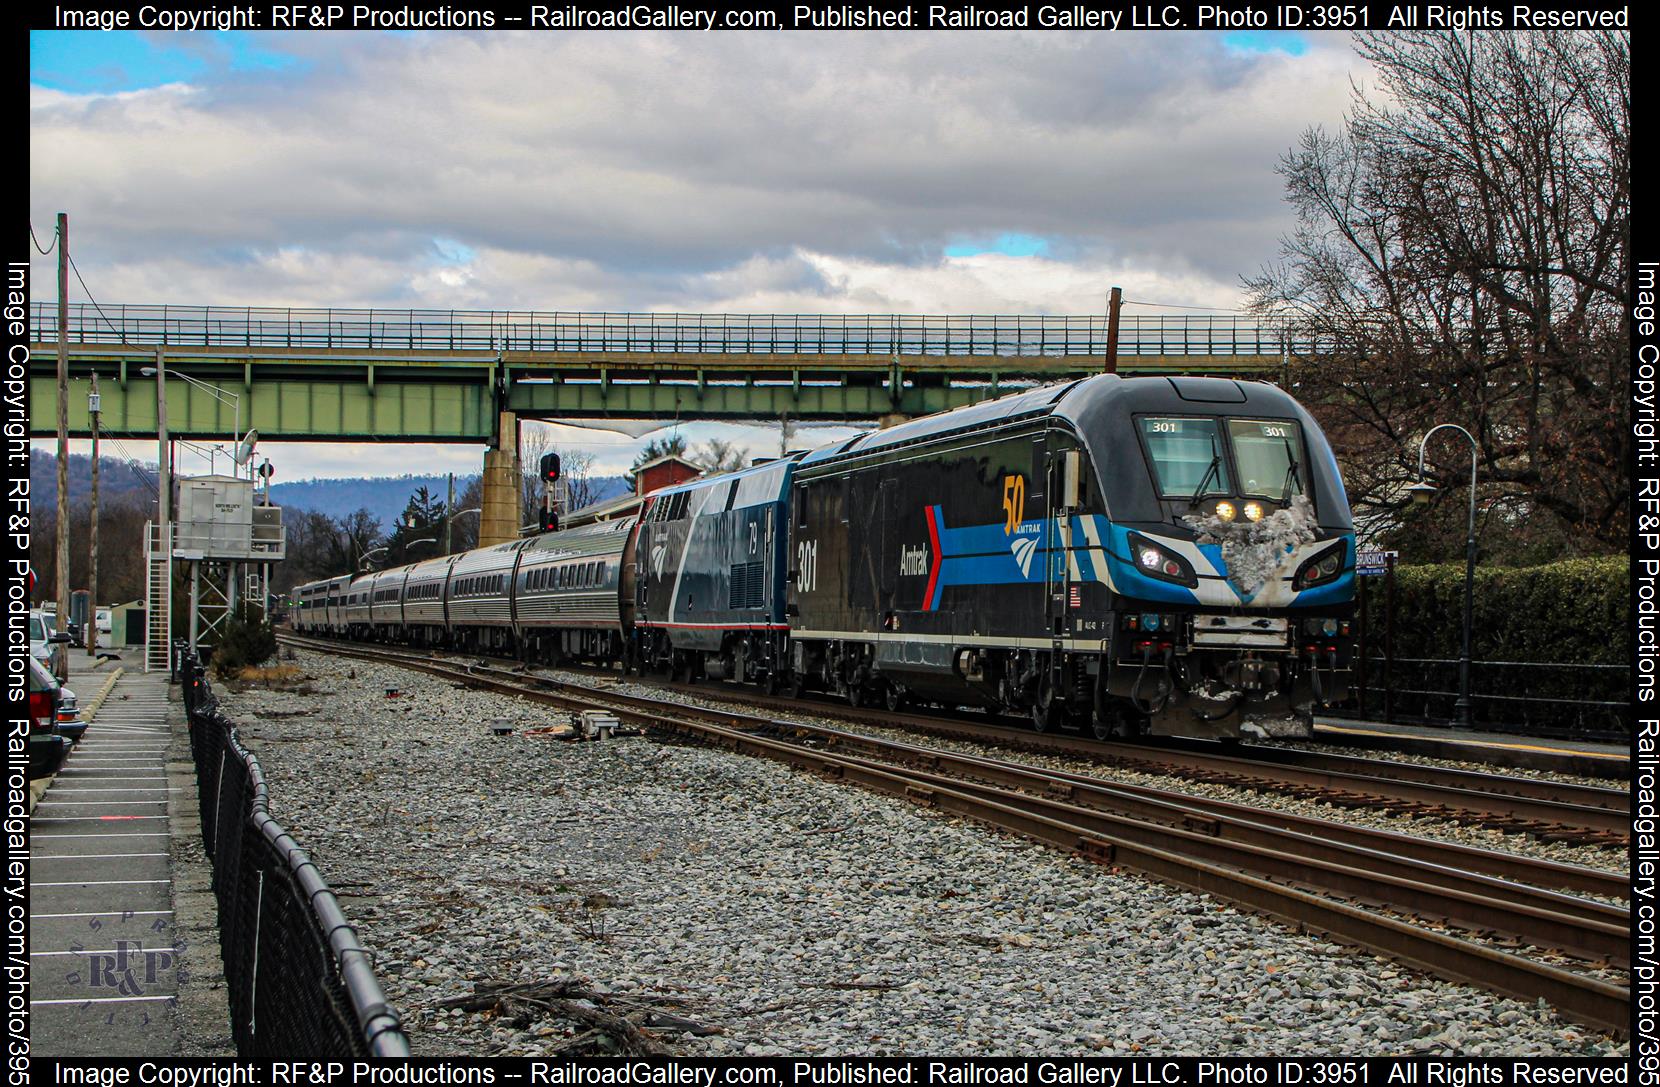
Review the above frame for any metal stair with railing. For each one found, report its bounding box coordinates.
[143,522,171,673]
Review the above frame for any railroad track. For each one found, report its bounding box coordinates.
[543,660,1629,845]
[276,634,1631,1034]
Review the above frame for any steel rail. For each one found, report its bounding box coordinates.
[742,690,1629,839]
[276,635,1632,1032]
[1191,742,1629,813]
[561,666,1631,842]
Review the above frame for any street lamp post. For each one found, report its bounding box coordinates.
[443,508,481,554]
[141,367,252,477]
[1408,423,1479,727]
[359,539,437,571]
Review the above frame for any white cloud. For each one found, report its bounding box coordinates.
[31,30,1368,484]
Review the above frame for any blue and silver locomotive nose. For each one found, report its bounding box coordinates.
[1104,520,1355,608]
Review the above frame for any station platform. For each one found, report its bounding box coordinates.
[1312,714,1629,779]
[29,655,231,1057]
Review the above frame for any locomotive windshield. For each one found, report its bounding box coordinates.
[1138,417,1232,497]
[1227,419,1304,499]
[1139,416,1306,501]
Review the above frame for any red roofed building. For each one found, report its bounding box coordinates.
[633,454,701,497]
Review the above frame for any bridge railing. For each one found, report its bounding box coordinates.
[35,302,1313,358]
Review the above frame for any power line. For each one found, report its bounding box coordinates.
[1122,298,1256,313]
[67,253,129,343]
[29,222,58,255]
[95,425,161,497]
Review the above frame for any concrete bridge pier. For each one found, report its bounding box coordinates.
[479,411,520,548]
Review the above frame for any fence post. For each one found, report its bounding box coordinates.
[1383,554,1396,724]
[1356,575,1368,717]
[248,870,264,1041]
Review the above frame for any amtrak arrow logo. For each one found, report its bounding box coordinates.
[1010,535,1039,578]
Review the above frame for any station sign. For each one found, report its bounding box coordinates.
[1355,549,1399,576]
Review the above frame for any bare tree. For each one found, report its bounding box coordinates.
[519,430,602,527]
[1248,30,1629,559]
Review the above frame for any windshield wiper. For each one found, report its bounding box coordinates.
[1188,435,1224,509]
[1280,437,1303,505]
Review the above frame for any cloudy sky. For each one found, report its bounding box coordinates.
[31,27,1364,481]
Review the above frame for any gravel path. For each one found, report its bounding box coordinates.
[225,649,1625,1058]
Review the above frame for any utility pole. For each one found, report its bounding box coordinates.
[54,212,70,679]
[444,472,454,554]
[156,346,169,528]
[87,371,100,657]
[1103,285,1123,376]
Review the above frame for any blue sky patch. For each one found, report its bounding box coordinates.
[31,31,307,94]
[944,233,1050,259]
[432,238,477,265]
[1221,31,1308,57]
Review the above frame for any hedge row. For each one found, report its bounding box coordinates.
[1364,556,1628,665]
[1353,556,1628,736]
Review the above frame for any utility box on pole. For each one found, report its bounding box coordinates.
[168,474,286,657]
[172,475,285,561]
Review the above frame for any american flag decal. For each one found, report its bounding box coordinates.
[1069,585,1081,608]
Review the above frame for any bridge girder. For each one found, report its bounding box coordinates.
[28,344,1284,440]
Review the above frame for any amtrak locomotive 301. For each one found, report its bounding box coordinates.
[291,373,1356,741]
[782,373,1355,739]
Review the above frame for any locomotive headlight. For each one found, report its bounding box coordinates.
[1127,533,1198,588]
[1215,501,1237,522]
[1141,612,1161,632]
[1321,619,1339,637]
[1243,502,1264,522]
[1292,542,1348,591]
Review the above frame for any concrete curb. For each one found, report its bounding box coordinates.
[80,666,125,722]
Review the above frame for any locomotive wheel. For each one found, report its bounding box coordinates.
[762,669,781,696]
[1031,700,1063,733]
[884,683,906,713]
[1091,708,1138,741]
[788,673,806,699]
[845,681,864,708]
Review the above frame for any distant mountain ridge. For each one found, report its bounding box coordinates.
[29,452,629,530]
[271,473,632,525]
[269,474,479,525]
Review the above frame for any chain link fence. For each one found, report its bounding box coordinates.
[180,654,410,1058]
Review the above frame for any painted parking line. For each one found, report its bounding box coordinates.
[44,788,188,794]
[32,833,171,839]
[32,817,170,823]
[33,880,173,888]
[32,948,176,958]
[32,995,175,1006]
[30,853,172,861]
[32,910,173,919]
[52,775,169,780]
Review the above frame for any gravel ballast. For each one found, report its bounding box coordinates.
[225,649,1625,1058]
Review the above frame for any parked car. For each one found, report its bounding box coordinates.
[55,683,85,742]
[27,657,71,779]
[29,609,72,672]
[95,608,113,649]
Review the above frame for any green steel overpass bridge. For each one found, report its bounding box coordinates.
[30,302,1303,441]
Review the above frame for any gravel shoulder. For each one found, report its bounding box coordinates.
[223,649,1625,1058]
